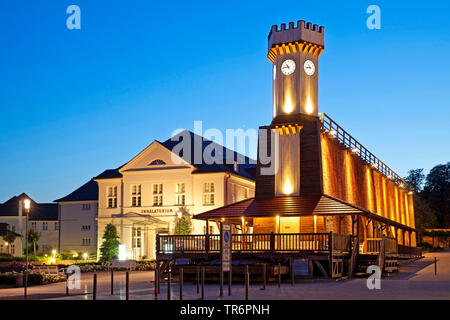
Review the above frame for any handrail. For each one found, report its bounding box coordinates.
[319,113,410,190]
[157,232,337,255]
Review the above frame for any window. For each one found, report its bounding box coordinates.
[132,227,142,248]
[149,159,166,166]
[175,183,185,205]
[31,222,37,230]
[82,225,91,231]
[82,203,91,211]
[232,183,238,203]
[203,182,215,205]
[245,187,249,199]
[54,222,59,230]
[43,222,48,231]
[131,184,142,207]
[152,184,163,206]
[82,238,91,246]
[107,186,117,208]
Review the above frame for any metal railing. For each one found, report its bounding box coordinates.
[319,113,409,189]
[156,232,354,256]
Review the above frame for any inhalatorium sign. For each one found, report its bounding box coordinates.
[221,223,232,272]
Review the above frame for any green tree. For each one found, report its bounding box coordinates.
[99,223,120,262]
[174,214,192,235]
[28,229,41,256]
[2,231,17,255]
[422,162,450,228]
[404,168,425,192]
[412,194,438,241]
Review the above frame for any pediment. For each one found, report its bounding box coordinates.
[119,140,192,173]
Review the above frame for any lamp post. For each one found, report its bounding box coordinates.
[23,199,30,299]
[177,211,182,235]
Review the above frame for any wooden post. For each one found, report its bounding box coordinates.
[201,266,205,300]
[435,257,437,275]
[155,264,159,299]
[278,263,281,288]
[179,267,183,300]
[126,271,130,300]
[291,258,295,285]
[66,273,69,296]
[270,232,275,252]
[111,270,114,295]
[228,268,232,296]
[196,266,200,294]
[93,273,97,300]
[167,269,171,300]
[220,267,223,297]
[245,265,249,300]
[262,264,266,290]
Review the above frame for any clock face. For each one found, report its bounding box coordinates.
[304,60,315,76]
[281,59,296,75]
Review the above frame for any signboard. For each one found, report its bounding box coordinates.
[221,223,232,272]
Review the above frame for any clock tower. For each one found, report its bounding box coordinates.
[268,21,324,121]
[256,20,325,199]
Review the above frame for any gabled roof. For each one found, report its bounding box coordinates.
[0,194,58,221]
[161,130,256,180]
[54,179,98,202]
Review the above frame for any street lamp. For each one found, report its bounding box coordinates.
[23,199,30,299]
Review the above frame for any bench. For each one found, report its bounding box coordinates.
[32,265,63,275]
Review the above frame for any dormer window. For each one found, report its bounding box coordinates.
[149,159,166,166]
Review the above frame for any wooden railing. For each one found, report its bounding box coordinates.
[320,113,409,188]
[156,232,344,256]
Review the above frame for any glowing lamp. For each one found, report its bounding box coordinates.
[351,147,358,153]
[52,249,56,256]
[283,181,293,195]
[177,211,182,219]
[118,244,126,261]
[329,130,337,137]
[83,253,88,260]
[24,199,31,210]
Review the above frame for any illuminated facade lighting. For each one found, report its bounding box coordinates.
[329,130,336,137]
[351,147,359,153]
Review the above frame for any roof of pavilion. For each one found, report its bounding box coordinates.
[193,194,415,232]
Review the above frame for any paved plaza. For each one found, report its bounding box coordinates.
[0,251,449,300]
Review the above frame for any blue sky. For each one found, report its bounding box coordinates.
[0,0,449,203]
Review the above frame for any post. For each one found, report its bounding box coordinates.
[179,267,183,300]
[24,208,29,299]
[228,268,232,296]
[66,272,69,296]
[278,263,281,288]
[126,271,130,300]
[155,264,159,299]
[93,273,97,300]
[291,258,295,286]
[201,266,205,300]
[245,265,249,300]
[196,266,200,294]
[270,232,275,252]
[111,270,114,295]
[435,257,437,275]
[167,269,171,300]
[220,268,223,297]
[263,264,266,290]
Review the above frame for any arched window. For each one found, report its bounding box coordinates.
[149,159,166,166]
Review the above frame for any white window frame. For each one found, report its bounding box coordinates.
[175,183,185,205]
[107,186,118,208]
[152,183,163,206]
[203,182,215,206]
[131,184,142,207]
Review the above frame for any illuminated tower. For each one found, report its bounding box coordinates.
[268,21,324,119]
[256,21,325,198]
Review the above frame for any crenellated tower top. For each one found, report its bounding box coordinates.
[268,20,325,62]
